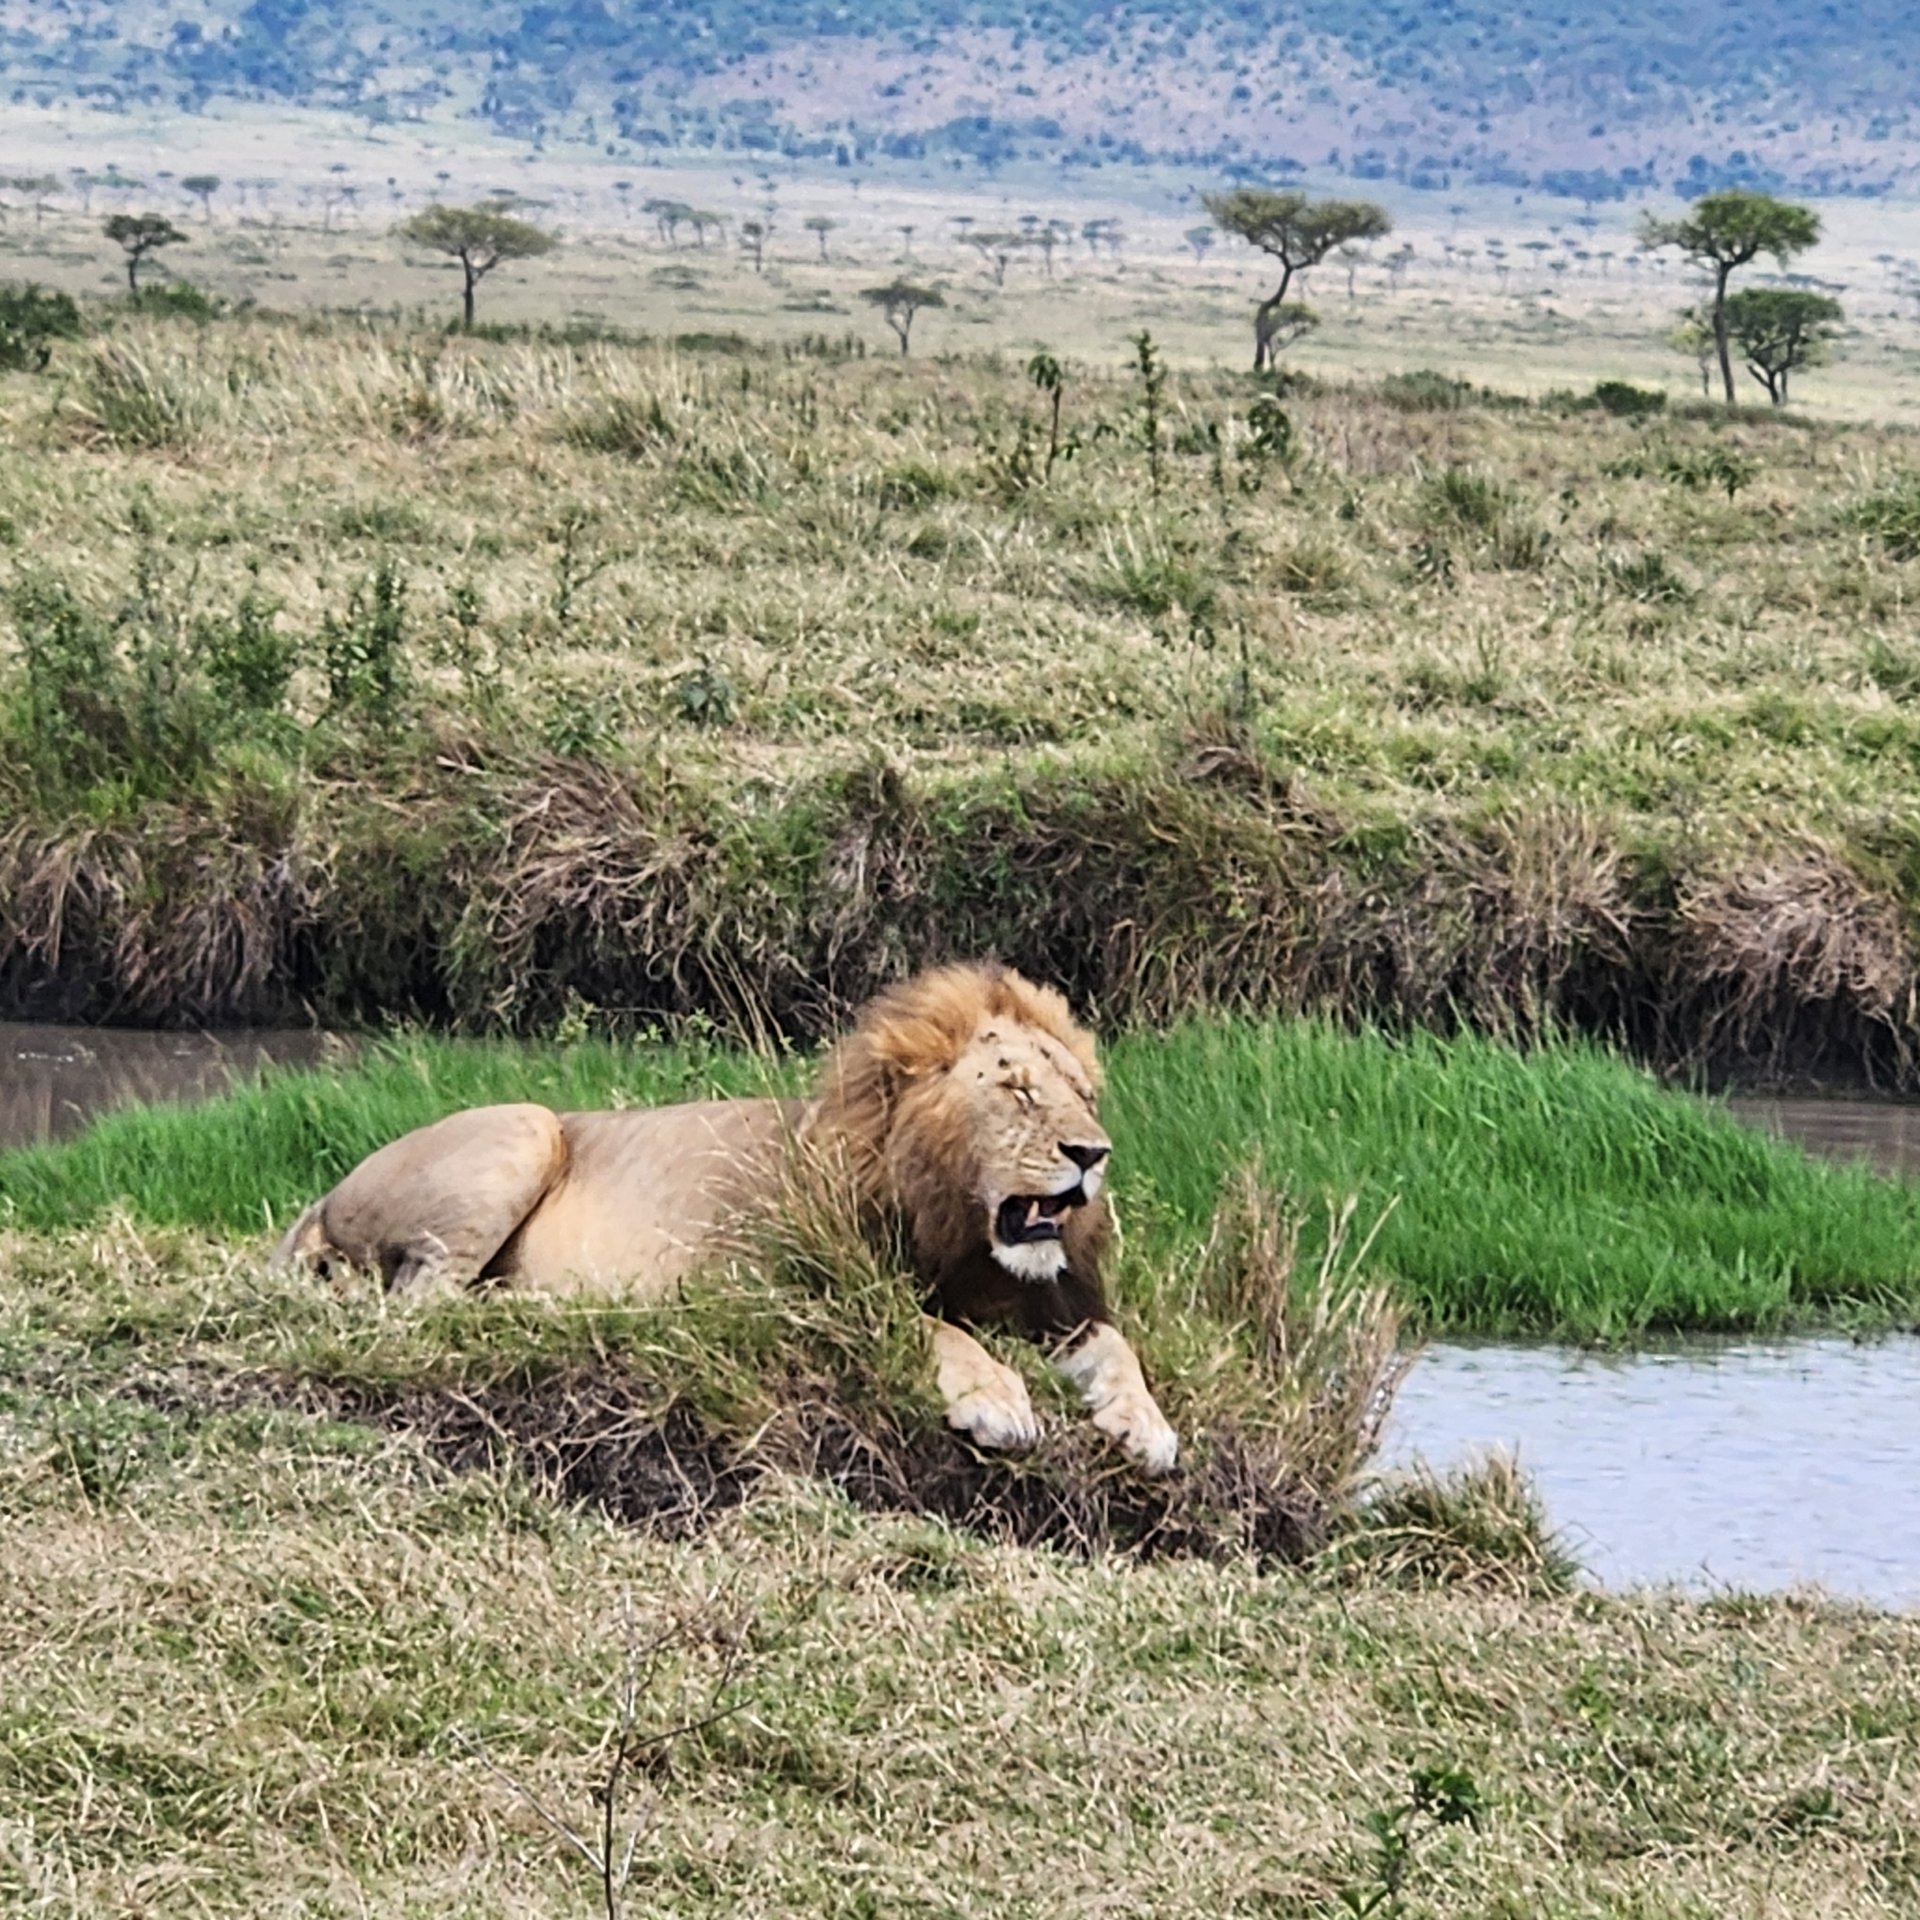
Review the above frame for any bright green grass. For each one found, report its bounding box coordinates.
[2,1021,1915,1339]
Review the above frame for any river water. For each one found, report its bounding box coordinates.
[4,1023,1918,1603]
[1381,1338,1920,1606]
[0,1022,338,1148]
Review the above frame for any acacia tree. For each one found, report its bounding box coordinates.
[180,173,221,222]
[804,214,837,261]
[1203,188,1391,369]
[1668,306,1717,396]
[860,280,944,355]
[1723,287,1843,405]
[968,230,1029,286]
[103,211,188,294]
[397,202,557,328]
[643,196,692,245]
[739,218,769,272]
[1638,191,1821,404]
[10,174,59,225]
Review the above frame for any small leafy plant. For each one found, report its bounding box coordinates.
[1339,1766,1484,1918]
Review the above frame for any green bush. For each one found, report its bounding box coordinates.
[0,561,303,804]
[1380,369,1479,412]
[0,283,83,370]
[131,279,225,325]
[1591,379,1668,420]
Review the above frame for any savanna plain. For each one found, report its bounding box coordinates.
[2,186,1920,1916]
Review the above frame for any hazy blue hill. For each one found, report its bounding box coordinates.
[7,1,1918,197]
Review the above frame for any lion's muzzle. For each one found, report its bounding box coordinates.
[993,1184,1087,1247]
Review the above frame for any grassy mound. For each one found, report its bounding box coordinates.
[1,1155,1407,1569]
[4,1017,1917,1339]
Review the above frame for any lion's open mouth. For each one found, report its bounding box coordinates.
[994,1187,1086,1246]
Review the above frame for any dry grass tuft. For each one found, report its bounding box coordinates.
[1675,848,1918,1084]
[1332,1451,1580,1598]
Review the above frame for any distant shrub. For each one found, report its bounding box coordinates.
[1662,443,1756,500]
[671,330,754,357]
[1418,465,1514,533]
[873,460,960,508]
[131,279,224,324]
[671,657,736,727]
[1603,441,1757,501]
[72,340,203,450]
[562,393,678,458]
[671,444,776,510]
[322,557,409,714]
[1602,548,1692,604]
[466,316,637,349]
[1380,369,1478,412]
[1590,380,1667,420]
[0,568,293,801]
[0,283,83,370]
[1274,537,1348,596]
[1082,528,1217,620]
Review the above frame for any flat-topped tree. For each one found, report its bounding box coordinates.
[860,280,943,355]
[804,214,837,261]
[1724,287,1844,406]
[968,230,1030,286]
[103,211,187,295]
[397,201,557,329]
[1204,188,1391,370]
[180,174,220,223]
[11,174,59,225]
[1638,191,1821,404]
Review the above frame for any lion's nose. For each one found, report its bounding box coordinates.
[1061,1142,1110,1172]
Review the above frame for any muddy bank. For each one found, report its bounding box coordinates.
[3,738,1914,1087]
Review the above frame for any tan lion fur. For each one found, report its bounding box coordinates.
[805,962,1111,1288]
[273,961,1175,1468]
[275,960,1108,1300]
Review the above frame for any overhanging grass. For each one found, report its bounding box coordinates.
[2,1018,1915,1340]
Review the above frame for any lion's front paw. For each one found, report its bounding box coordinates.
[1093,1393,1180,1476]
[931,1319,1040,1453]
[947,1368,1040,1453]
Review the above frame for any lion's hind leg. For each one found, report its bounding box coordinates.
[272,1103,568,1297]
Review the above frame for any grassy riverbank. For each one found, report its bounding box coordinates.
[1,1229,1917,1917]
[5,1020,1917,1339]
[2,312,1919,1078]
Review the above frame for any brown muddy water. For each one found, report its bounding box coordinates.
[0,1022,339,1147]
[4,1025,1918,1604]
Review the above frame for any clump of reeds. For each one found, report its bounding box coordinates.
[1330,1452,1580,1598]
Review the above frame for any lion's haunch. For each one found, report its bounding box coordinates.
[271,962,1177,1474]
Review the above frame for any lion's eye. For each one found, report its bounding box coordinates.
[1011,1085,1038,1109]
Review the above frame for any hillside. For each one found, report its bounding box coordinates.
[3,1,1919,199]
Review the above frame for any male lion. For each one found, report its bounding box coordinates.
[272,962,1178,1472]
